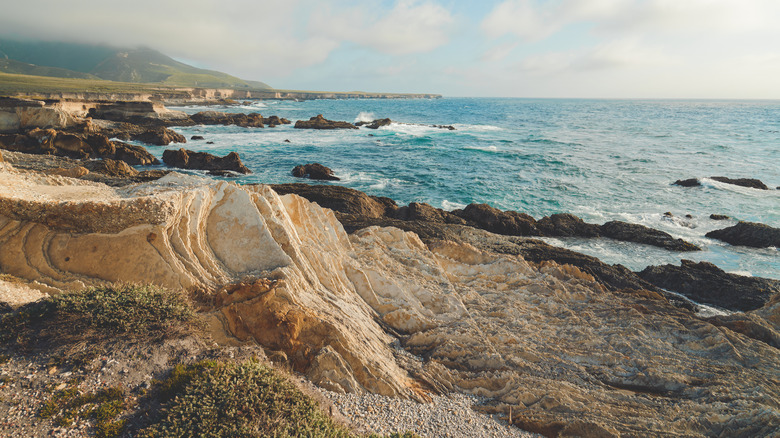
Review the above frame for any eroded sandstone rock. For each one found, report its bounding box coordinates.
[291,163,340,181]
[163,149,251,174]
[294,114,357,130]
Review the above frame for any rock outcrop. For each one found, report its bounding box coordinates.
[190,111,266,128]
[132,127,187,146]
[453,203,538,236]
[356,118,392,129]
[711,176,769,190]
[294,115,358,130]
[1,167,778,436]
[706,221,780,248]
[638,260,780,311]
[162,149,251,174]
[291,163,340,181]
[598,220,701,251]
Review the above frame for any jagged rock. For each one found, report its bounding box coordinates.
[294,114,357,130]
[537,213,600,237]
[112,142,160,165]
[356,118,392,129]
[84,134,116,157]
[452,203,538,236]
[263,115,290,127]
[706,221,780,248]
[132,127,187,146]
[391,202,466,225]
[291,163,340,181]
[190,111,265,128]
[45,166,89,179]
[83,159,139,177]
[1,168,778,436]
[191,135,205,140]
[0,97,80,133]
[599,221,701,251]
[162,148,251,174]
[673,178,701,187]
[270,183,397,218]
[711,176,769,190]
[638,260,780,311]
[710,214,730,220]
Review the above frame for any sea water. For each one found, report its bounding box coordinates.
[156,98,779,280]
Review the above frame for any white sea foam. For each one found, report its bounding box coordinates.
[441,200,466,211]
[727,270,753,277]
[464,145,499,153]
[455,124,504,132]
[355,112,376,123]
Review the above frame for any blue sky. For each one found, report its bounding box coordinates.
[2,0,780,98]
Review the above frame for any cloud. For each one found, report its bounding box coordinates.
[517,39,672,74]
[310,0,454,55]
[480,41,520,63]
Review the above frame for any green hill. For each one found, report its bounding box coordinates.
[0,38,271,89]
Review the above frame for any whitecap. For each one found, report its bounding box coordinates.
[355,112,376,123]
[441,200,466,211]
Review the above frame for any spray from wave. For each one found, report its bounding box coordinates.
[354,112,376,123]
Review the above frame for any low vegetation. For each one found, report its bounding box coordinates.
[40,381,127,438]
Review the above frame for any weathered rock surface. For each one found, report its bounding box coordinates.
[1,167,778,436]
[162,148,251,174]
[270,183,397,219]
[263,115,291,127]
[0,130,159,165]
[0,97,81,133]
[291,163,340,181]
[294,114,358,130]
[537,213,600,237]
[453,203,538,236]
[638,260,780,311]
[83,159,139,178]
[706,221,780,248]
[356,118,392,129]
[711,176,770,190]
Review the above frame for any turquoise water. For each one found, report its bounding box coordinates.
[158,98,779,279]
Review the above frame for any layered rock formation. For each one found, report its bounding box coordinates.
[1,164,778,437]
[294,115,357,130]
[162,148,251,174]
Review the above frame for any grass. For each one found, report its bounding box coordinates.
[39,381,127,438]
[0,283,197,347]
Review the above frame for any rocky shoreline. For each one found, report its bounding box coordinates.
[1,97,779,437]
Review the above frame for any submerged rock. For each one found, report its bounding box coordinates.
[706,221,780,248]
[638,260,780,311]
[673,178,701,187]
[711,176,769,190]
[599,220,701,251]
[294,114,357,130]
[291,163,340,181]
[710,214,730,220]
[162,148,251,174]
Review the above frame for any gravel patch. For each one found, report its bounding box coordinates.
[325,391,540,438]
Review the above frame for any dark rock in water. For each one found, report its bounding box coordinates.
[638,260,780,311]
[291,163,340,181]
[270,183,397,219]
[685,214,693,219]
[263,115,291,127]
[710,214,730,220]
[83,158,138,177]
[711,176,769,190]
[132,127,186,146]
[706,221,780,248]
[294,114,357,130]
[599,221,701,251]
[391,202,466,225]
[162,149,251,174]
[191,135,205,140]
[113,142,160,165]
[356,118,392,129]
[432,124,456,130]
[206,141,215,144]
[673,178,701,187]
[453,203,538,236]
[537,213,600,237]
[191,111,265,128]
[664,212,674,217]
[284,139,291,143]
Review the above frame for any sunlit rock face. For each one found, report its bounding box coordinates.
[0,164,777,436]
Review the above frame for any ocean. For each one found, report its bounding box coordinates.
[157,98,779,280]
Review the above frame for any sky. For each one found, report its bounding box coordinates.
[2,0,780,98]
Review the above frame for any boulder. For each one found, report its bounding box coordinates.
[638,260,780,311]
[706,221,780,248]
[263,115,291,127]
[191,135,205,140]
[45,166,89,179]
[84,134,116,157]
[452,203,538,236]
[162,148,251,174]
[356,118,392,129]
[132,127,187,146]
[537,213,600,237]
[710,214,730,220]
[711,176,769,190]
[291,163,340,181]
[294,115,357,130]
[270,183,397,219]
[112,142,160,166]
[83,159,139,177]
[599,221,701,251]
[673,178,701,187]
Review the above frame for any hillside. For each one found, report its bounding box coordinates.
[0,38,271,89]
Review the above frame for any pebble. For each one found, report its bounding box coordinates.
[324,391,539,438]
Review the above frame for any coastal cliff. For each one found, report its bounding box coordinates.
[1,162,778,437]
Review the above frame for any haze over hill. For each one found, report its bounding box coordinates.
[0,38,271,89]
